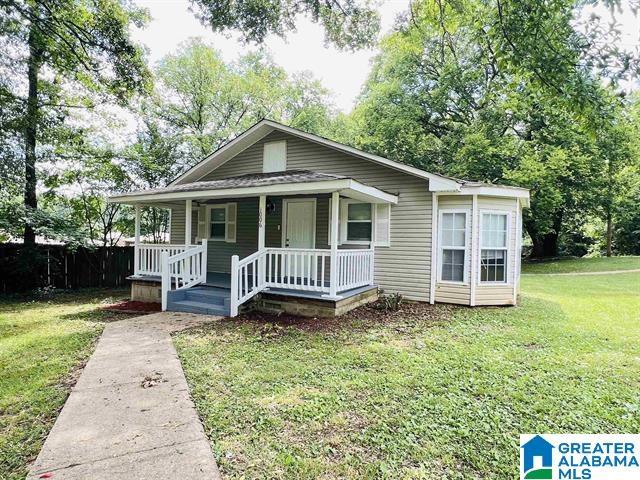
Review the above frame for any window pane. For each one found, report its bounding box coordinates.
[442,229,453,246]
[211,223,225,238]
[452,264,464,281]
[347,222,372,241]
[348,203,371,221]
[211,208,226,222]
[453,250,465,266]
[454,213,466,229]
[442,213,453,229]
[453,230,465,247]
[480,249,506,283]
[442,249,464,282]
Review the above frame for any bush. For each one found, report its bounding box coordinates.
[374,291,403,312]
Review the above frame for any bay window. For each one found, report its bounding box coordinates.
[480,212,508,283]
[439,211,467,282]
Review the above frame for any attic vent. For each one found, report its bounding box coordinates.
[263,140,286,173]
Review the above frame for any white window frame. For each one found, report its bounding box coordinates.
[206,203,236,243]
[343,200,373,245]
[438,209,470,284]
[478,210,511,285]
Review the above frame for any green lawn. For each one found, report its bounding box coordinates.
[0,289,131,480]
[522,255,640,274]
[175,270,640,479]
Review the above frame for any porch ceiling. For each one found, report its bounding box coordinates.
[108,170,398,205]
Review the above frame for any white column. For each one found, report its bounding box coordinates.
[429,193,439,304]
[470,194,478,306]
[134,204,141,275]
[258,195,266,287]
[327,191,340,298]
[185,199,192,246]
[258,195,266,251]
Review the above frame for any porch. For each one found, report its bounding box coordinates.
[110,171,397,317]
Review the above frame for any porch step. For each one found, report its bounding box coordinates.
[167,286,231,316]
[170,299,229,316]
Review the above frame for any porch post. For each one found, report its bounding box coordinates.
[185,199,192,246]
[258,195,266,286]
[328,191,340,298]
[134,204,141,275]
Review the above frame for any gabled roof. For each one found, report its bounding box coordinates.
[166,119,529,205]
[170,119,462,191]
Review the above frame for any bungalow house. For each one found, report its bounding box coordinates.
[108,119,530,317]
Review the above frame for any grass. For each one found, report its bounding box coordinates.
[0,288,132,480]
[522,255,640,274]
[175,269,640,479]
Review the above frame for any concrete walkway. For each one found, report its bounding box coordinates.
[28,312,221,480]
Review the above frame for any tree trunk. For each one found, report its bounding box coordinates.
[23,23,42,245]
[606,209,613,257]
[531,232,560,258]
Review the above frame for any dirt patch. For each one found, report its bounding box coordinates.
[222,300,458,335]
[102,300,161,314]
[141,372,168,389]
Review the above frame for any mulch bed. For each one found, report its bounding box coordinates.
[228,299,459,335]
[101,300,161,315]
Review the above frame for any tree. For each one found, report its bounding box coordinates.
[191,0,380,49]
[151,39,335,169]
[0,0,150,245]
[341,0,638,257]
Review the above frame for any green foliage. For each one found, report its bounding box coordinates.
[151,39,335,167]
[191,0,380,49]
[340,0,640,257]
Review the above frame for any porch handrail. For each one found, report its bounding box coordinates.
[229,246,375,317]
[136,243,198,276]
[161,239,207,310]
[336,247,375,292]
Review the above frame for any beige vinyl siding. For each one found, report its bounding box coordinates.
[435,195,472,305]
[200,131,433,301]
[474,196,519,306]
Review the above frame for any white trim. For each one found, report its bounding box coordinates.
[459,185,530,206]
[429,193,438,304]
[478,209,512,285]
[342,199,373,246]
[470,195,478,306]
[437,209,471,285]
[207,204,227,241]
[108,178,398,205]
[205,203,237,243]
[170,119,462,191]
[185,199,192,246]
[281,198,317,249]
[513,199,522,304]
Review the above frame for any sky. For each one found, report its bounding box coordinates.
[131,0,410,113]
[131,1,639,113]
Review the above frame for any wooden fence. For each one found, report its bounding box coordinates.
[0,244,134,293]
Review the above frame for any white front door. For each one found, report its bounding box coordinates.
[283,199,316,280]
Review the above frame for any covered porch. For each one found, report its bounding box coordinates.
[108,171,397,317]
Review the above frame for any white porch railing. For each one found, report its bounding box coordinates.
[160,240,208,310]
[229,246,374,317]
[136,244,198,276]
[336,249,375,291]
